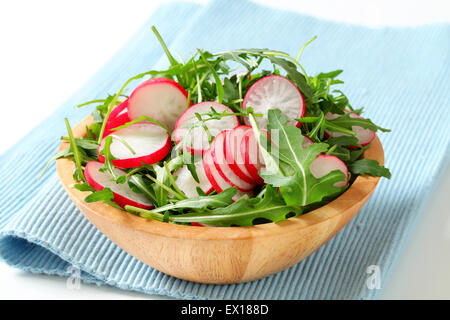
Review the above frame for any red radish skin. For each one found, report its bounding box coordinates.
[202,150,256,202]
[127,77,189,132]
[241,129,269,185]
[173,161,213,198]
[191,222,205,227]
[98,123,171,169]
[103,100,131,137]
[325,111,376,147]
[109,99,129,120]
[210,130,256,192]
[85,161,153,209]
[224,126,255,184]
[203,148,231,193]
[242,75,305,129]
[173,101,239,155]
[104,113,130,137]
[309,155,349,187]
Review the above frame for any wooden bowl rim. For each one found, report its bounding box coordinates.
[56,115,384,241]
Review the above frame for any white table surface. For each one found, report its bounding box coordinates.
[0,0,449,300]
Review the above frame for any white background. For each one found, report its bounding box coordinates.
[0,0,449,299]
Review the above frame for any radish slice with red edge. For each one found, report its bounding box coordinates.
[210,130,256,191]
[109,99,129,119]
[127,77,189,132]
[225,126,255,184]
[203,148,232,193]
[241,129,269,185]
[191,222,206,227]
[325,111,375,147]
[173,161,213,198]
[98,123,171,168]
[85,161,153,209]
[173,101,239,155]
[309,155,348,187]
[103,100,130,137]
[242,75,305,129]
[203,149,255,202]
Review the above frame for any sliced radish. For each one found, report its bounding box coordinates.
[127,77,189,132]
[242,75,305,129]
[191,222,206,227]
[203,149,255,202]
[103,100,131,137]
[85,161,153,209]
[241,129,269,185]
[302,134,314,149]
[309,155,348,187]
[173,161,213,198]
[210,130,256,191]
[98,123,171,168]
[173,101,239,155]
[109,99,129,119]
[224,126,255,183]
[325,111,375,147]
[203,148,233,193]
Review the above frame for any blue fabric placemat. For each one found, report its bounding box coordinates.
[0,0,449,299]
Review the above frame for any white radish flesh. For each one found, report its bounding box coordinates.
[203,148,233,193]
[173,101,239,155]
[241,129,268,185]
[173,161,213,198]
[98,123,171,168]
[210,130,256,191]
[85,161,153,209]
[225,126,255,183]
[203,149,255,202]
[242,75,305,129]
[309,155,348,187]
[127,77,189,132]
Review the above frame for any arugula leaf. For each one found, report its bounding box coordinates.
[73,183,95,192]
[349,145,369,162]
[126,188,237,219]
[110,115,169,132]
[266,56,312,100]
[276,170,346,206]
[84,188,122,209]
[258,109,346,206]
[325,136,359,147]
[65,118,86,182]
[128,174,157,204]
[199,49,224,104]
[151,165,170,206]
[99,136,125,183]
[326,146,351,162]
[348,159,391,179]
[327,113,391,133]
[168,186,300,227]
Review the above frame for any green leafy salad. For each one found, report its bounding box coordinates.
[46,27,391,227]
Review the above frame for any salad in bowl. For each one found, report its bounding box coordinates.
[49,26,391,228]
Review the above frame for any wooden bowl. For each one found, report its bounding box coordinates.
[56,115,384,284]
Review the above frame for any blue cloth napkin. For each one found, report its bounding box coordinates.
[0,0,449,299]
